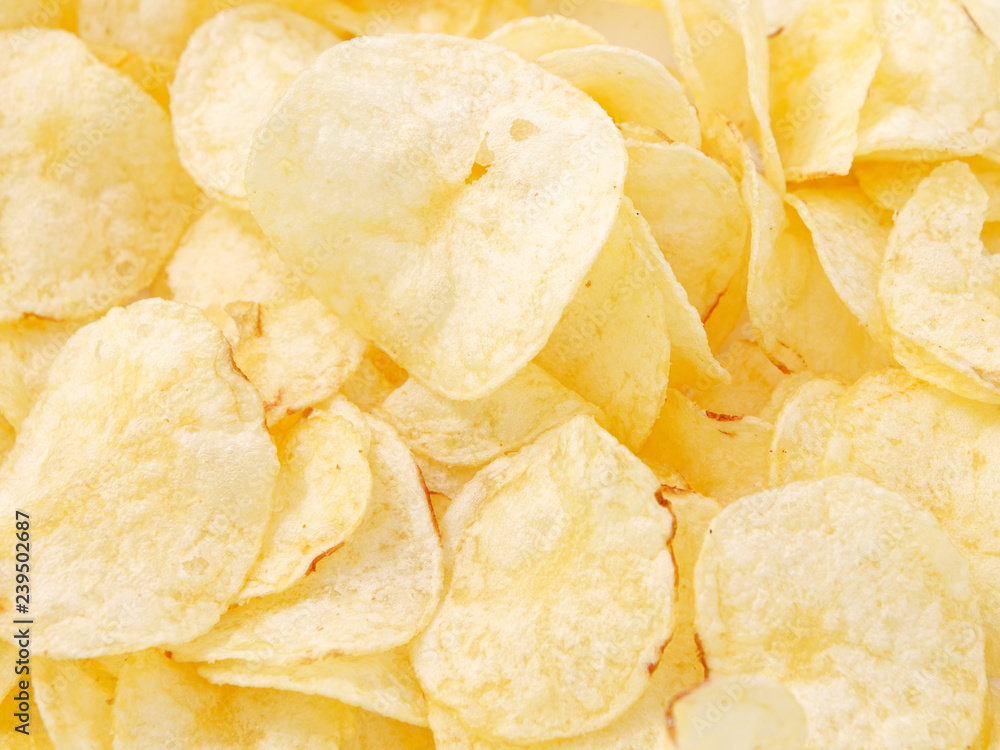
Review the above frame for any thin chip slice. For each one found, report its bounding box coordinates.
[0,416,13,466]
[171,414,443,663]
[413,415,674,743]
[357,711,435,750]
[639,389,773,506]
[537,45,700,148]
[0,643,17,711]
[34,657,116,750]
[377,363,601,467]
[879,161,1000,402]
[689,339,790,419]
[77,0,214,58]
[768,377,845,487]
[0,299,278,658]
[112,650,361,749]
[339,344,409,412]
[247,34,626,400]
[0,683,54,749]
[413,456,478,506]
[319,0,485,37]
[0,30,198,322]
[171,4,340,207]
[769,0,880,181]
[84,41,177,109]
[695,475,988,750]
[0,0,70,28]
[669,675,807,750]
[199,646,427,727]
[485,14,607,60]
[238,400,372,601]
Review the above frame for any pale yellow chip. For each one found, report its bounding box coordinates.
[85,41,177,109]
[226,297,366,426]
[171,414,443,663]
[689,339,790,419]
[338,344,409,413]
[357,710,435,750]
[624,140,749,321]
[171,4,340,208]
[768,377,845,487]
[247,34,626,400]
[0,299,278,658]
[696,475,988,750]
[377,363,601,467]
[199,646,427,727]
[769,0,880,181]
[879,161,1000,402]
[413,456,478,506]
[0,643,17,712]
[34,657,116,750]
[0,0,70,28]
[0,416,13,467]
[484,14,607,60]
[77,0,214,58]
[113,650,361,748]
[669,675,807,750]
[0,30,198,322]
[639,389,772,506]
[316,0,485,37]
[413,416,674,743]
[857,0,1000,158]
[821,368,1000,674]
[239,401,372,601]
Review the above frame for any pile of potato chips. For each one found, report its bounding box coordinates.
[1,0,999,746]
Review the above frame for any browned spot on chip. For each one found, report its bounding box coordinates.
[305,541,345,576]
[705,411,742,422]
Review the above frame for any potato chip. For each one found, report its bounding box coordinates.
[85,41,177,109]
[0,30,198,322]
[821,368,1000,674]
[991,687,1000,750]
[171,413,443,663]
[624,140,749,320]
[879,161,1000,402]
[768,0,880,181]
[696,475,988,750]
[0,417,13,467]
[413,456,477,504]
[668,675,807,750]
[171,4,340,208]
[688,339,788,418]
[246,34,626,400]
[239,401,372,601]
[319,0,485,36]
[0,643,16,710]
[0,1,68,29]
[77,0,214,58]
[225,297,366,426]
[34,657,116,750]
[857,0,1000,158]
[0,299,278,658]
[377,363,601,466]
[485,14,607,60]
[537,45,700,148]
[199,646,427,727]
[0,684,54,749]
[640,389,772,506]
[357,710,435,750]
[768,377,845,487]
[113,650,361,749]
[760,0,818,35]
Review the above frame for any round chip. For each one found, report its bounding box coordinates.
[485,15,607,61]
[171,4,340,208]
[0,299,278,658]
[696,475,988,750]
[412,415,675,743]
[246,33,627,400]
[0,30,198,322]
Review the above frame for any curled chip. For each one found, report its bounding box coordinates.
[768,377,845,487]
[238,399,372,601]
[247,33,626,400]
[171,4,340,207]
[485,15,607,60]
[0,30,197,322]
[668,675,807,750]
[413,416,674,743]
[171,414,443,664]
[879,161,1000,402]
[35,657,117,750]
[0,299,278,658]
[537,45,701,148]
[696,476,988,750]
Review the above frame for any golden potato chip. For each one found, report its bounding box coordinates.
[0,643,16,711]
[357,712,434,750]
[485,14,606,60]
[0,30,198,322]
[688,339,789,418]
[768,377,845,487]
[113,650,361,749]
[696,475,988,750]
[639,389,772,505]
[769,0,880,181]
[624,140,749,320]
[339,344,408,412]
[239,401,372,601]
[537,45,700,148]
[857,0,1000,157]
[225,297,366,426]
[77,0,215,58]
[0,0,69,29]
[0,417,13,467]
[0,684,54,749]
[821,368,1000,673]
[0,299,278,658]
[199,646,427,727]
[668,675,807,750]
[85,41,177,109]
[34,657,116,750]
[413,416,674,743]
[879,161,1000,402]
[171,4,340,208]
[172,414,443,663]
[377,363,601,466]
[413,456,477,504]
[247,34,626,400]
